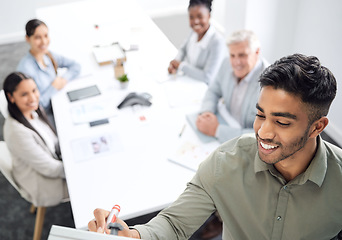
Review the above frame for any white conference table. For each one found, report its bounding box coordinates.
[37,0,214,229]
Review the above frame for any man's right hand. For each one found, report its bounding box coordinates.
[88,208,141,238]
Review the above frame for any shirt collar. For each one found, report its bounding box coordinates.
[254,151,269,173]
[28,110,39,121]
[239,58,262,84]
[299,136,327,187]
[192,25,215,49]
[28,51,52,70]
[254,135,328,187]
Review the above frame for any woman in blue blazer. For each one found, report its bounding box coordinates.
[17,19,81,112]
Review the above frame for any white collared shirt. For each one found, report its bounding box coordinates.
[28,111,58,156]
[179,25,215,70]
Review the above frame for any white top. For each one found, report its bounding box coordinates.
[29,111,58,156]
[179,25,215,70]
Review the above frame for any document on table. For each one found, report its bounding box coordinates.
[168,121,220,172]
[168,140,219,172]
[92,43,125,65]
[70,132,123,163]
[70,100,118,124]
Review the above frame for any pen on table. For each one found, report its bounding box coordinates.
[179,124,186,137]
[106,204,121,228]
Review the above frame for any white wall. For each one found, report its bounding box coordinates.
[0,0,84,44]
[293,0,342,144]
[0,0,187,44]
[0,0,35,43]
[213,0,342,145]
[244,0,299,62]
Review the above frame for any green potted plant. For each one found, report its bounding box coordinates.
[117,74,129,89]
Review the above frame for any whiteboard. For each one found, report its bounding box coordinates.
[48,225,136,240]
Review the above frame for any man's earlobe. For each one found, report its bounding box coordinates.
[310,117,329,138]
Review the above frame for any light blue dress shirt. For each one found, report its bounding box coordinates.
[17,51,81,108]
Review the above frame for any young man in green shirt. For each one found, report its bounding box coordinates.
[89,53,342,240]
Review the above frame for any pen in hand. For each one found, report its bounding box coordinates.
[106,205,121,228]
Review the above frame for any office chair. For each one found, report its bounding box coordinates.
[0,89,9,118]
[0,141,46,240]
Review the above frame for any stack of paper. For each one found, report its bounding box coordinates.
[92,43,125,65]
[168,141,219,172]
[167,121,220,172]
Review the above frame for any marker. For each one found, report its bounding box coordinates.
[179,124,186,137]
[106,205,121,228]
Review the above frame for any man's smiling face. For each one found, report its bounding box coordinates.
[253,86,312,165]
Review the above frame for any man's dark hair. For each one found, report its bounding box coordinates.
[259,53,337,124]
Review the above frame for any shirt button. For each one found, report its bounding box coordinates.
[277,216,282,221]
[283,186,287,190]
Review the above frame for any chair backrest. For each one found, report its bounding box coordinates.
[0,141,30,201]
[0,89,9,118]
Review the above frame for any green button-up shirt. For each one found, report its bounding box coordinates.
[135,134,342,240]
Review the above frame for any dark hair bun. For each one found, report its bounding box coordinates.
[25,19,46,37]
[189,0,213,12]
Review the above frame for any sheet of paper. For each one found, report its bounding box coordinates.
[70,101,118,124]
[168,141,219,172]
[70,132,123,163]
[92,44,125,65]
[168,122,220,172]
